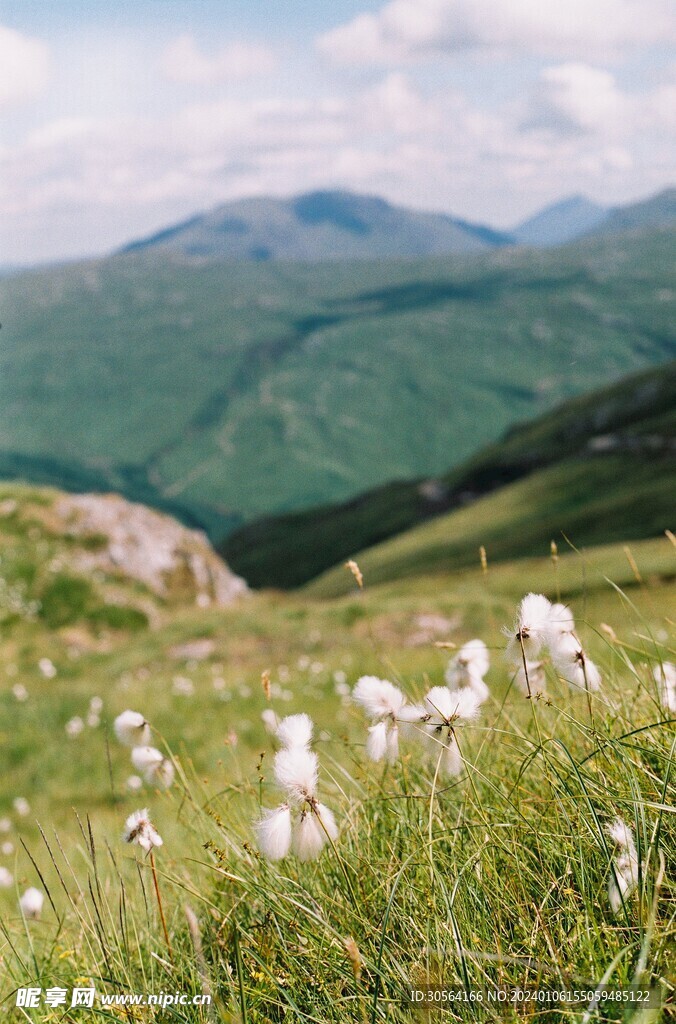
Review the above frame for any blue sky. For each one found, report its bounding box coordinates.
[1,0,674,263]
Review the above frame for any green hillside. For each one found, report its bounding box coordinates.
[223,359,676,588]
[0,229,674,541]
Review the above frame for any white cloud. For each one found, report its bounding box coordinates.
[0,25,50,109]
[522,64,625,136]
[161,33,276,84]
[318,0,676,64]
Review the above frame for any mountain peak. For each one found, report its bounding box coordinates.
[120,190,513,261]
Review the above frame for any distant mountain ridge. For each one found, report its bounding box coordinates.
[512,187,676,247]
[121,189,514,261]
[512,196,608,247]
[119,186,676,262]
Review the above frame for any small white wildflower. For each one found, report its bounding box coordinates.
[261,708,280,735]
[254,804,292,861]
[0,866,13,888]
[273,747,318,803]
[131,747,175,789]
[653,662,676,713]
[12,684,28,702]
[123,809,163,853]
[552,634,601,691]
[505,593,552,663]
[65,716,85,738]
[0,818,11,833]
[13,797,30,817]
[276,713,313,750]
[19,887,44,919]
[606,818,639,915]
[114,710,151,747]
[38,657,57,679]
[1,841,13,855]
[126,774,143,793]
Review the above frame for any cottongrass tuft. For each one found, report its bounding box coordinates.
[13,797,30,817]
[131,746,175,789]
[261,708,281,735]
[276,712,314,750]
[654,661,676,713]
[551,633,601,692]
[352,675,407,763]
[0,866,13,888]
[123,809,163,853]
[19,887,44,919]
[606,817,639,915]
[254,804,293,861]
[254,715,338,862]
[445,639,490,702]
[114,709,151,747]
[505,593,552,663]
[417,686,482,776]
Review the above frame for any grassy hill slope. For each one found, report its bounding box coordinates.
[0,230,674,541]
[222,359,676,588]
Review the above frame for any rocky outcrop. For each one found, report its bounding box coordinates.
[52,492,247,606]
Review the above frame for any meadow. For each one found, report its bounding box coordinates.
[0,482,673,1021]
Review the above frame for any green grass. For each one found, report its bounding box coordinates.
[0,229,674,540]
[0,495,673,1020]
[223,360,676,588]
[304,459,676,599]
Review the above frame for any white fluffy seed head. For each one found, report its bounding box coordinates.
[365,721,388,762]
[123,809,163,853]
[114,710,151,747]
[552,636,601,691]
[131,746,174,787]
[653,662,676,713]
[546,602,575,645]
[607,819,639,914]
[254,804,292,861]
[131,746,163,772]
[261,708,280,735]
[0,866,13,888]
[352,676,406,719]
[515,660,546,696]
[446,639,490,688]
[442,739,463,776]
[273,747,318,802]
[19,887,44,919]
[606,818,636,854]
[276,713,313,750]
[424,686,481,724]
[292,810,327,861]
[505,593,552,663]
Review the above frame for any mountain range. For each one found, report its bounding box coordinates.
[120,186,675,260]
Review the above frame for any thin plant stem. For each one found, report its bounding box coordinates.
[149,852,173,963]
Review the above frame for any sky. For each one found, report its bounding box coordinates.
[1,0,674,264]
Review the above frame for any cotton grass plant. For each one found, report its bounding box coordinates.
[1,554,674,1022]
